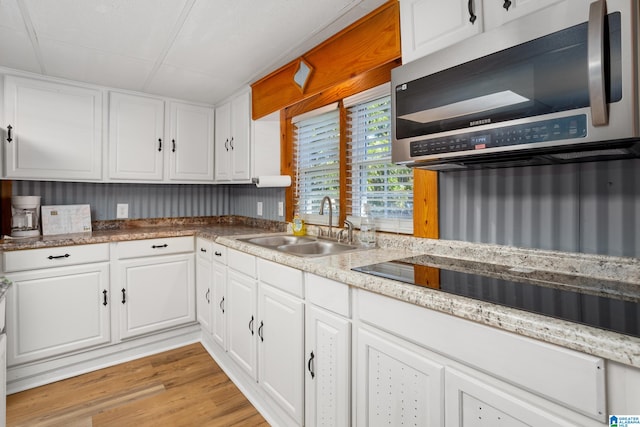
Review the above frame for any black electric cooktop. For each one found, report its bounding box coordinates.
[352,256,640,339]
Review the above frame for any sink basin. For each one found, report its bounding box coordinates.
[239,235,361,257]
[241,235,316,247]
[278,240,359,257]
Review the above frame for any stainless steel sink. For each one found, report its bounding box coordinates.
[241,235,316,247]
[238,235,361,257]
[277,240,359,257]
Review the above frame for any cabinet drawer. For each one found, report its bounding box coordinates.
[258,259,303,298]
[211,243,227,265]
[306,273,350,317]
[228,248,255,278]
[196,238,213,262]
[3,243,109,272]
[116,236,193,259]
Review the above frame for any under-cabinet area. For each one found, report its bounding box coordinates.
[2,231,639,427]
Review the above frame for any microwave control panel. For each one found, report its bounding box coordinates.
[409,115,587,158]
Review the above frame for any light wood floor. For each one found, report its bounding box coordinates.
[6,343,269,427]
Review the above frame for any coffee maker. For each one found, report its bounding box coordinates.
[11,196,41,237]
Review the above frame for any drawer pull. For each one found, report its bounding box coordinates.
[48,254,70,260]
[220,296,225,313]
[6,124,12,142]
[200,248,207,252]
[121,288,126,304]
[249,315,254,335]
[151,244,168,249]
[308,351,315,379]
[205,288,210,304]
[258,321,264,342]
[214,251,222,257]
[103,290,108,306]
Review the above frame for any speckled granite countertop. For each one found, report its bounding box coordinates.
[1,216,639,368]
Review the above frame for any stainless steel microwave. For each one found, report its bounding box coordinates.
[391,0,640,170]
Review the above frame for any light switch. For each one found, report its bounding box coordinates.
[278,201,284,217]
[257,201,263,216]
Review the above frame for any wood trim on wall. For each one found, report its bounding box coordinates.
[251,1,401,120]
[413,169,439,238]
[1,180,12,236]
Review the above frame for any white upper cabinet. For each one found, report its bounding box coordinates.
[3,76,103,181]
[215,90,251,182]
[168,101,215,181]
[483,0,568,30]
[400,0,483,64]
[108,92,165,181]
[400,0,571,63]
[108,91,215,183]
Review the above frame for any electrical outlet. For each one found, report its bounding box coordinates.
[278,201,284,217]
[257,201,263,216]
[116,203,128,219]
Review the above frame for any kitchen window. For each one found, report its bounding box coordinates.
[293,85,413,233]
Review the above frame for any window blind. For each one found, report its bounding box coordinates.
[294,109,340,217]
[347,94,413,233]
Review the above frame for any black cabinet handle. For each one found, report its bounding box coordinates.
[6,124,12,143]
[249,315,254,335]
[224,138,229,152]
[103,290,108,306]
[503,0,512,10]
[121,288,126,304]
[205,288,210,304]
[158,138,162,152]
[172,139,176,152]
[214,251,222,257]
[308,351,315,379]
[230,137,234,150]
[468,0,477,24]
[152,244,168,249]
[48,254,70,260]
[200,248,207,252]
[258,321,264,342]
[219,296,225,313]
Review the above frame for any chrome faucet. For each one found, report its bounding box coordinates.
[340,219,354,244]
[319,196,333,238]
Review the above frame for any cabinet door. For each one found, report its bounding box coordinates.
[444,368,578,427]
[196,257,212,334]
[226,269,257,379]
[214,102,232,181]
[305,305,351,427]
[483,0,567,30]
[168,102,214,181]
[108,92,165,180]
[117,253,195,340]
[258,283,304,424]
[356,326,444,427]
[3,76,103,180]
[230,91,251,181]
[6,263,111,366]
[400,0,483,63]
[211,261,227,348]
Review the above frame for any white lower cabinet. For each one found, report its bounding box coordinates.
[114,238,195,340]
[196,249,213,334]
[3,243,111,366]
[355,289,607,427]
[258,282,304,425]
[305,305,350,427]
[226,268,258,378]
[444,367,578,427]
[356,325,444,427]
[5,262,111,366]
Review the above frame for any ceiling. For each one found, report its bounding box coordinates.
[0,0,388,106]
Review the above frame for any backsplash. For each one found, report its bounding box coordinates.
[439,159,640,258]
[12,181,286,222]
